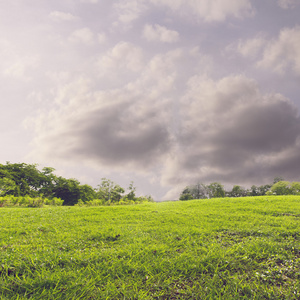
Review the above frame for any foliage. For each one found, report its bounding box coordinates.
[229,185,248,197]
[1,196,300,299]
[179,192,194,201]
[0,177,16,196]
[207,182,225,198]
[179,177,299,200]
[0,162,47,197]
[96,178,125,203]
[0,195,63,207]
[291,182,300,195]
[269,181,292,195]
[0,163,150,206]
[268,181,300,196]
[179,183,209,200]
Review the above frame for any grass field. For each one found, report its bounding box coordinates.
[1,196,300,299]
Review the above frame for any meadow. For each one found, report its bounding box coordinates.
[1,196,300,299]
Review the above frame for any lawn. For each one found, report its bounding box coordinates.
[1,196,300,299]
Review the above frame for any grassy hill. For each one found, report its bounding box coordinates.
[1,196,300,299]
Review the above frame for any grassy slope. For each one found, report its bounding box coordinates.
[1,196,300,299]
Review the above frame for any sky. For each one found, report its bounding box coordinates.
[1,0,300,200]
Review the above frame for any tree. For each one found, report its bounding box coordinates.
[0,162,47,197]
[0,177,16,196]
[79,184,97,202]
[269,181,292,195]
[52,177,82,205]
[291,182,300,195]
[257,184,272,196]
[179,183,208,200]
[207,182,225,198]
[230,185,247,197]
[125,181,136,201]
[179,192,194,201]
[249,185,259,196]
[96,178,124,202]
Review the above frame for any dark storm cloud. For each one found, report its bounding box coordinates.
[74,105,171,166]
[162,75,300,187]
[33,89,172,170]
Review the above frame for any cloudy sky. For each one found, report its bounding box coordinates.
[1,0,300,200]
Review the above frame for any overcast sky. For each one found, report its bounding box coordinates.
[1,0,300,200]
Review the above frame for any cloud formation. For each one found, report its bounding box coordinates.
[1,1,300,200]
[258,27,300,75]
[277,0,297,9]
[150,0,254,22]
[162,75,300,188]
[49,11,78,22]
[68,27,95,45]
[143,24,179,43]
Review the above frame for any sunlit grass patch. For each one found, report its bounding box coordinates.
[1,196,300,299]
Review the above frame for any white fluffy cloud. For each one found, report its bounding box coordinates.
[237,35,266,57]
[49,11,78,22]
[143,24,179,43]
[277,0,297,9]
[150,0,254,22]
[113,0,147,24]
[97,42,144,79]
[68,27,95,45]
[257,26,300,75]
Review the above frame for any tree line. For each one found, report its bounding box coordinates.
[0,162,153,206]
[179,177,300,200]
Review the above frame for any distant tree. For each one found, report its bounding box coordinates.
[79,184,97,202]
[39,167,57,198]
[0,162,47,197]
[207,182,225,198]
[291,182,300,195]
[52,177,82,205]
[248,185,259,196]
[179,183,208,200]
[257,184,272,196]
[179,192,194,201]
[125,181,136,201]
[0,177,16,196]
[230,185,247,197]
[269,181,292,195]
[96,178,124,202]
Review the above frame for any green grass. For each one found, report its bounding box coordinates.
[1,196,300,299]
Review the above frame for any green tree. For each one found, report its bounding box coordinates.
[0,162,47,196]
[96,178,124,203]
[270,181,292,195]
[125,181,136,201]
[179,192,194,201]
[52,177,82,205]
[230,185,247,197]
[248,185,259,196]
[0,177,16,196]
[179,183,208,200]
[291,182,300,195]
[207,182,225,198]
[257,184,272,196]
[79,184,97,202]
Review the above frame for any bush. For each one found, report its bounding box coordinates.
[270,181,292,195]
[44,197,64,206]
[0,196,64,207]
